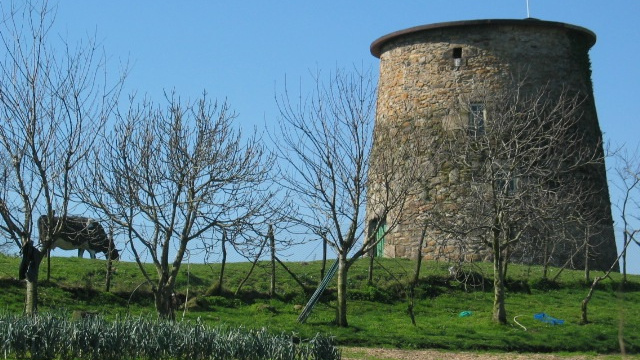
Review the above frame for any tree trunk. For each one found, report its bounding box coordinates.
[502,227,513,281]
[25,278,39,316]
[412,224,428,286]
[580,276,602,324]
[584,239,590,283]
[21,242,43,316]
[206,235,227,296]
[581,232,631,325]
[407,229,425,327]
[336,253,349,327]
[492,239,507,324]
[154,284,175,320]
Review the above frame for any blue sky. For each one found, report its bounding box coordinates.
[51,1,640,274]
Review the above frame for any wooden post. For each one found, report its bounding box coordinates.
[235,237,267,296]
[269,225,276,298]
[105,224,113,292]
[218,230,227,293]
[320,232,327,282]
[46,248,51,282]
[367,250,374,285]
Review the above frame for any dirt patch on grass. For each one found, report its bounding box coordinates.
[341,347,629,360]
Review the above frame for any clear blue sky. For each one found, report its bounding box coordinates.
[52,1,640,274]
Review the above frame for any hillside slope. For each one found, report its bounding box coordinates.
[0,254,638,354]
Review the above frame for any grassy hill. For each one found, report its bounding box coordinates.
[0,254,638,354]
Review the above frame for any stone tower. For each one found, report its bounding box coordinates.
[366,19,618,271]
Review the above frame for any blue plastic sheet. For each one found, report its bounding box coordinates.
[534,312,564,325]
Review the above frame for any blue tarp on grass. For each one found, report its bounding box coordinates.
[534,312,564,325]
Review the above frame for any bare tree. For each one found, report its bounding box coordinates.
[79,93,275,319]
[274,68,421,327]
[580,234,633,325]
[425,79,609,324]
[0,0,123,314]
[611,147,640,284]
[580,147,638,352]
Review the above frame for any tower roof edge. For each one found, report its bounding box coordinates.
[370,18,596,58]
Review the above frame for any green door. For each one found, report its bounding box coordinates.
[375,220,387,257]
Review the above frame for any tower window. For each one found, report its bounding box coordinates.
[452,47,462,67]
[468,103,485,136]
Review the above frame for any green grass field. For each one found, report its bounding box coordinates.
[0,254,638,355]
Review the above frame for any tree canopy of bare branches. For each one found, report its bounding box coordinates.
[79,93,275,319]
[0,0,124,314]
[274,68,423,327]
[425,79,613,324]
[611,147,640,282]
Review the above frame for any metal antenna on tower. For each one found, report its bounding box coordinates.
[526,0,531,18]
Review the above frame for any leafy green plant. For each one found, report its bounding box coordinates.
[0,313,340,360]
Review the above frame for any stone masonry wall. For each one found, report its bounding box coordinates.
[367,20,618,271]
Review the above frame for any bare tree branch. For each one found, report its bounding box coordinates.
[79,92,275,319]
[273,67,423,326]
[0,0,124,314]
[421,79,611,324]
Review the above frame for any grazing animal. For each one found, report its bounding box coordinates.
[38,215,119,260]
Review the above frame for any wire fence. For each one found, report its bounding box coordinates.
[1,233,338,267]
[2,224,639,274]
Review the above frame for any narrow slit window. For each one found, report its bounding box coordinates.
[452,47,462,67]
[468,103,485,136]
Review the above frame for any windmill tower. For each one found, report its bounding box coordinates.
[366,19,618,271]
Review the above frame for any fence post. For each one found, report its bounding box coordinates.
[269,225,276,297]
[105,223,113,292]
[320,232,327,282]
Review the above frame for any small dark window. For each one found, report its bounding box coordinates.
[452,48,463,67]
